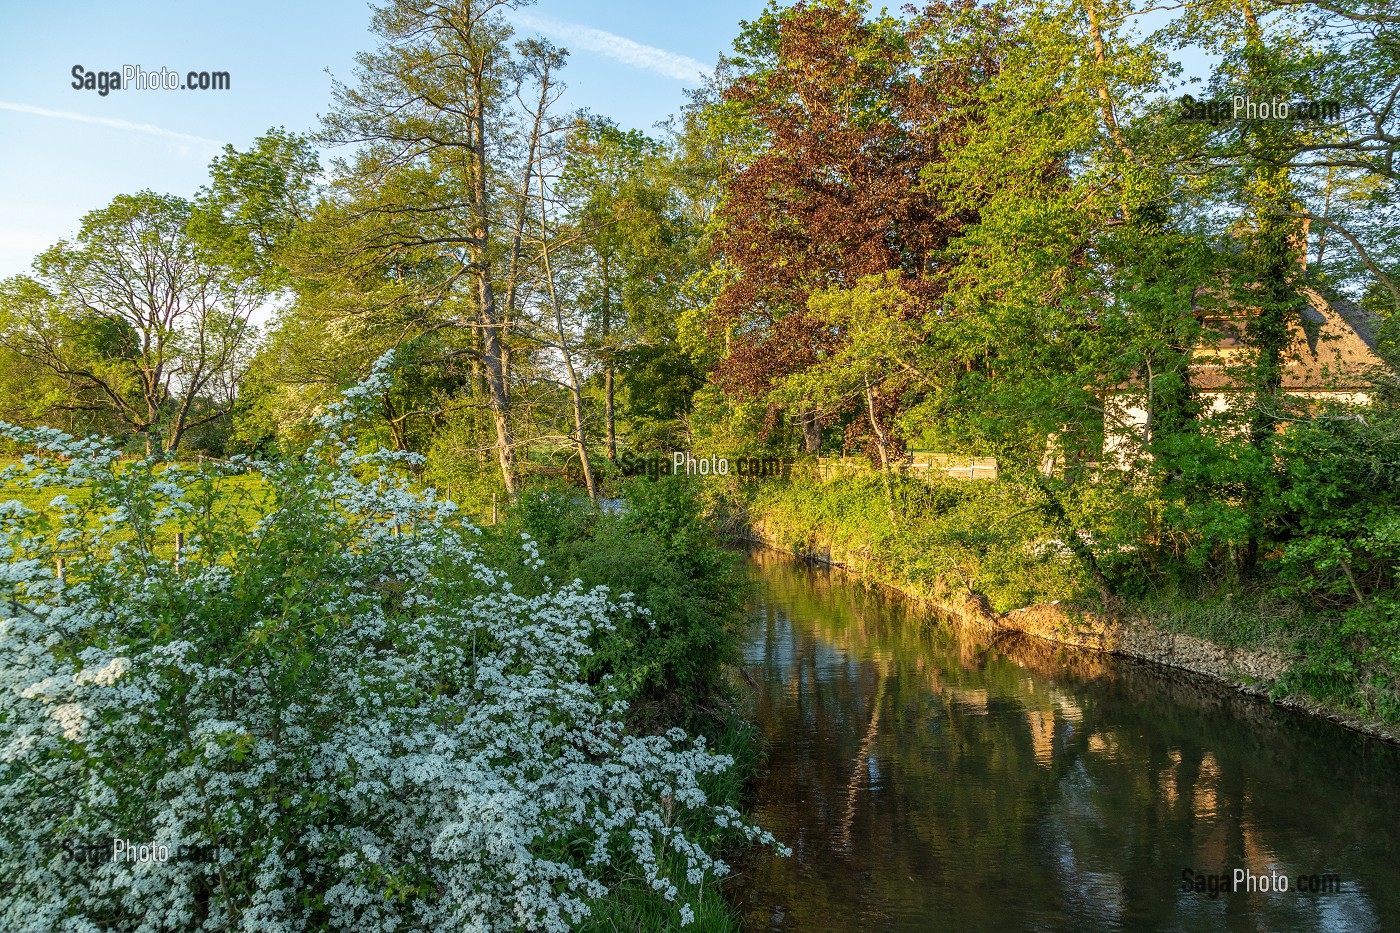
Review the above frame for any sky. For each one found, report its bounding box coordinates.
[0,2,1215,281]
[0,0,765,279]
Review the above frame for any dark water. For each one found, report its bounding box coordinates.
[730,550,1400,932]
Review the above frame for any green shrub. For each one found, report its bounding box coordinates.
[0,363,782,932]
[479,477,767,929]
[745,470,1092,612]
[483,475,747,725]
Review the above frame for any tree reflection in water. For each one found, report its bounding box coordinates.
[729,549,1400,933]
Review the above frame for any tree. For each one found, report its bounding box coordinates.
[1249,0,1400,313]
[0,280,118,443]
[700,0,987,454]
[523,45,602,500]
[191,128,322,289]
[320,0,560,497]
[555,118,692,460]
[0,192,260,454]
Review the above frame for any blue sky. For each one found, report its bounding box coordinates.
[0,2,1214,280]
[0,0,763,278]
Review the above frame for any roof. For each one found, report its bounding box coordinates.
[1191,288,1387,391]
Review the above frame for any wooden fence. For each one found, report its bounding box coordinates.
[907,452,999,482]
[815,453,998,483]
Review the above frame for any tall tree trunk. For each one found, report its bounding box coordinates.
[1244,208,1295,452]
[1237,0,1301,574]
[863,371,897,527]
[602,255,617,462]
[1081,0,1134,162]
[863,372,892,474]
[800,408,823,455]
[1239,0,1299,450]
[553,298,597,502]
[1084,0,1199,463]
[605,367,616,462]
[1034,474,1117,606]
[538,143,597,503]
[477,270,516,496]
[544,277,597,501]
[470,65,516,496]
[501,53,551,435]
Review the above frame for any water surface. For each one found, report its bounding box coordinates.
[730,550,1400,932]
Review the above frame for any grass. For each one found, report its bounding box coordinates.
[1132,587,1310,651]
[741,468,1089,612]
[0,458,272,561]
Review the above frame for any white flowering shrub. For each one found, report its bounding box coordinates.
[0,356,781,932]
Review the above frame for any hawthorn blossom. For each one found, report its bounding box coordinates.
[0,355,783,932]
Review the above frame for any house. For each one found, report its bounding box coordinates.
[1100,288,1388,468]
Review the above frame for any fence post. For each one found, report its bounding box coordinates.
[55,557,66,582]
[492,493,498,526]
[174,532,185,573]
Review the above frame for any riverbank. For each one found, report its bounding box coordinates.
[480,477,769,931]
[730,480,1400,747]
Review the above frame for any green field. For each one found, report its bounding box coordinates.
[0,457,273,561]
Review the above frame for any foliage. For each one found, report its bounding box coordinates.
[746,469,1096,613]
[699,0,994,455]
[191,128,322,289]
[555,117,707,457]
[0,193,262,455]
[699,0,1397,721]
[0,359,782,932]
[1267,409,1400,718]
[482,475,747,725]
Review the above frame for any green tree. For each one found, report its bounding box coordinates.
[0,192,260,454]
[1253,0,1400,313]
[191,128,321,289]
[319,0,564,497]
[556,118,698,460]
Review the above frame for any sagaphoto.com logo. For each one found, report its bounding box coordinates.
[72,64,230,96]
[1178,92,1340,123]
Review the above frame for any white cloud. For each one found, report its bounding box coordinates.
[508,11,709,83]
[0,100,222,150]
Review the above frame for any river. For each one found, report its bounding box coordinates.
[729,549,1400,932]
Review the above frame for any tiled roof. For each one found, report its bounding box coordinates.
[1190,289,1386,391]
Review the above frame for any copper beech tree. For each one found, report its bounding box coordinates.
[703,0,993,454]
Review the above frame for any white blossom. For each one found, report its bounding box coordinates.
[0,362,782,932]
